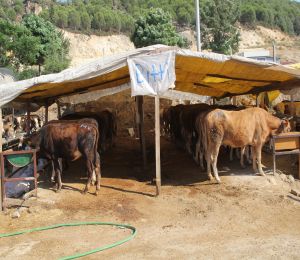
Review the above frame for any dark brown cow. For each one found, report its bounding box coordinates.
[179,103,210,154]
[31,118,101,194]
[200,107,291,183]
[61,109,117,153]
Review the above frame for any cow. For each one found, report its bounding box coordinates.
[29,118,101,195]
[2,116,16,139]
[20,115,42,133]
[61,109,117,153]
[179,103,210,155]
[200,107,291,183]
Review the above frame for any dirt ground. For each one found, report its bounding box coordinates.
[0,132,300,259]
[1,94,300,259]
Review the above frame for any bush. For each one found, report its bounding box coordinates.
[131,8,189,48]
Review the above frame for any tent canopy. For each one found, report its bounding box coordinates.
[1,44,300,107]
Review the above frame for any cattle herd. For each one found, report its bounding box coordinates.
[2,114,42,139]
[1,103,291,195]
[161,104,291,183]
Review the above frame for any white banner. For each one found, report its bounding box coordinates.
[128,51,176,96]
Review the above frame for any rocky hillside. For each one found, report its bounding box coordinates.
[64,25,300,67]
[63,30,134,68]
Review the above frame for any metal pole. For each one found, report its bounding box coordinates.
[155,95,161,196]
[273,41,276,63]
[195,0,201,51]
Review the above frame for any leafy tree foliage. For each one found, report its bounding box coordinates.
[240,5,256,26]
[0,14,69,79]
[131,8,188,48]
[22,14,70,74]
[0,19,40,68]
[201,0,240,54]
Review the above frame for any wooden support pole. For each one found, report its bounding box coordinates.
[45,101,49,123]
[155,95,161,196]
[0,107,3,210]
[136,96,147,169]
[57,101,61,119]
[26,103,31,135]
[0,108,2,153]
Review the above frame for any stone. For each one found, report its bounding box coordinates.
[268,176,277,185]
[288,175,295,183]
[280,174,287,182]
[291,189,300,197]
[11,210,20,219]
[127,128,135,137]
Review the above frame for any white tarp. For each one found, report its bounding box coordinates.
[128,51,176,96]
[1,44,300,108]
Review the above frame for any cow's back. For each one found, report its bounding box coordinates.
[206,107,271,147]
[40,120,98,161]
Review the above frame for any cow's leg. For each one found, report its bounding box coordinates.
[53,159,62,192]
[240,146,246,168]
[206,147,213,181]
[256,144,265,176]
[95,152,101,195]
[194,136,201,164]
[211,142,222,183]
[246,146,252,164]
[199,146,205,171]
[51,161,56,183]
[236,148,241,159]
[83,159,94,194]
[252,146,258,172]
[229,147,234,161]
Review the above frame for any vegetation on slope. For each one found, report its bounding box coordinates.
[1,0,299,36]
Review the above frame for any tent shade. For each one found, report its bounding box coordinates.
[1,45,300,107]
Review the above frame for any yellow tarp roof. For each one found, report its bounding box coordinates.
[1,45,300,107]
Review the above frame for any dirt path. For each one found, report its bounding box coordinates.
[0,137,300,259]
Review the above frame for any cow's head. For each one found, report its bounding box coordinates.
[278,119,292,133]
[26,131,41,149]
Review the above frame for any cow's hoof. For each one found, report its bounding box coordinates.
[208,175,214,181]
[55,189,61,193]
[216,179,222,184]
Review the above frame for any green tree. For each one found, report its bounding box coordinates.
[81,11,91,30]
[201,0,240,54]
[0,19,40,69]
[131,8,188,48]
[22,14,70,74]
[240,6,256,26]
[68,10,81,30]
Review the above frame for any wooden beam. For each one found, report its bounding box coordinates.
[136,96,147,169]
[155,95,161,196]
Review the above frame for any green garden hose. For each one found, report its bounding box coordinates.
[0,221,137,260]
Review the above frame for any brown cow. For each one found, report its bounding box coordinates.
[31,118,101,194]
[61,109,117,153]
[200,107,291,183]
